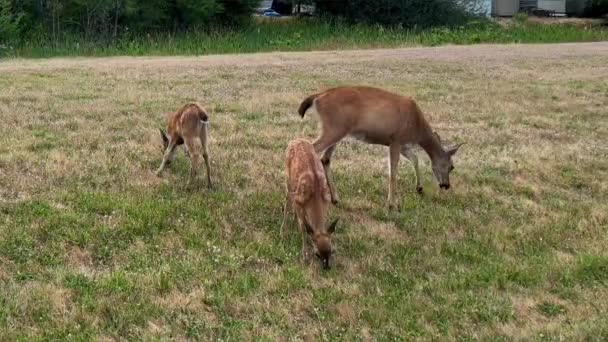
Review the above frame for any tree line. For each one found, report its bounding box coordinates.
[3,0,604,45]
[0,0,260,42]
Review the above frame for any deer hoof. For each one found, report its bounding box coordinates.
[416,186,423,195]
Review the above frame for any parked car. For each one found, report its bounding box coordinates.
[262,9,281,17]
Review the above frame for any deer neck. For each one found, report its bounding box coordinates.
[418,130,445,162]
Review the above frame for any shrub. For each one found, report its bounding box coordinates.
[513,12,529,24]
[0,0,24,43]
[215,0,262,26]
[0,0,262,44]
[314,0,483,28]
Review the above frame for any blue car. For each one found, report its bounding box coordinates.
[262,9,281,17]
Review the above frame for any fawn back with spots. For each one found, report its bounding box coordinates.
[281,138,338,269]
[156,102,212,188]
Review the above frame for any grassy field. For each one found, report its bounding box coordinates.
[1,43,608,339]
[2,18,608,58]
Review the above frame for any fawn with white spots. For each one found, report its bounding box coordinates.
[156,102,212,188]
[281,138,338,269]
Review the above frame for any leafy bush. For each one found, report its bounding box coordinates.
[0,0,24,43]
[513,12,529,24]
[583,0,608,17]
[215,0,262,26]
[314,0,483,28]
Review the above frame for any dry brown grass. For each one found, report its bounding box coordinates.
[0,43,607,339]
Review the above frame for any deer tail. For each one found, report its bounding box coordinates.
[298,93,320,118]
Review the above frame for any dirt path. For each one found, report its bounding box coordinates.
[1,42,608,72]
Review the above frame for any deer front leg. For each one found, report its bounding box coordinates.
[296,217,308,262]
[280,190,292,239]
[401,145,423,194]
[313,132,345,205]
[156,141,177,177]
[388,143,401,209]
[294,207,310,262]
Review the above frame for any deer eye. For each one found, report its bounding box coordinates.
[450,166,454,172]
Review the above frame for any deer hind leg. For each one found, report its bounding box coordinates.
[199,124,212,188]
[321,144,339,205]
[313,131,346,205]
[388,143,401,209]
[401,145,423,194]
[184,138,200,186]
[156,141,178,177]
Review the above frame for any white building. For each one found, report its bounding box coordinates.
[257,0,273,11]
[491,0,567,16]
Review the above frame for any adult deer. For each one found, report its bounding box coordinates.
[281,138,339,269]
[156,102,212,188]
[298,86,462,209]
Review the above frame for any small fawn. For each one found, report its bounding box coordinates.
[281,138,338,269]
[156,102,212,188]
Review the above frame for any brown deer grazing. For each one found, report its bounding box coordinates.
[156,102,212,188]
[281,138,339,269]
[298,86,463,209]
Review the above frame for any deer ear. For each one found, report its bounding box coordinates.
[304,221,314,235]
[447,143,464,156]
[328,218,339,234]
[433,131,441,143]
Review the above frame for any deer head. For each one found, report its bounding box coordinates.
[304,218,338,269]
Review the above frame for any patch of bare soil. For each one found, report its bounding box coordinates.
[2,42,608,73]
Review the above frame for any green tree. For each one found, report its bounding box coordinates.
[1,0,261,43]
[216,0,261,26]
[0,0,24,43]
[584,0,608,17]
[175,0,222,28]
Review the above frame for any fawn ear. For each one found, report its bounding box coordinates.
[159,129,168,144]
[328,218,339,234]
[304,221,314,235]
[433,131,442,143]
[447,143,464,156]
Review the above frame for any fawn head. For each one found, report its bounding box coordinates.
[304,218,338,269]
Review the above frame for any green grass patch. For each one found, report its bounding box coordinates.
[1,19,607,58]
[537,301,567,317]
[1,42,607,339]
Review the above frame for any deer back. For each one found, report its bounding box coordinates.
[286,139,331,209]
[165,103,208,142]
